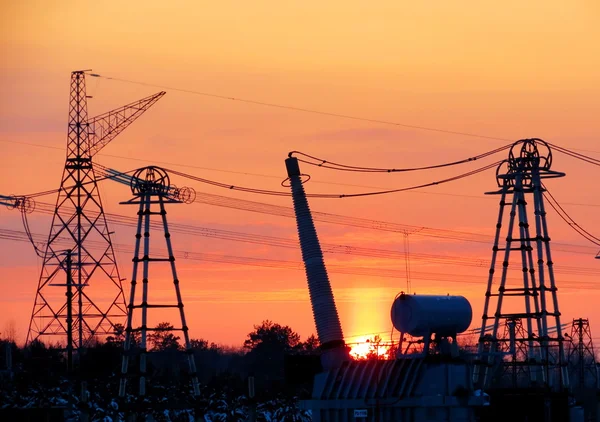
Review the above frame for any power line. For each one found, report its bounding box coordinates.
[166,160,502,199]
[2,227,599,291]
[87,73,513,143]
[4,168,598,256]
[549,142,600,167]
[289,144,510,173]
[4,138,600,207]
[543,185,600,247]
[8,199,599,275]
[88,73,600,158]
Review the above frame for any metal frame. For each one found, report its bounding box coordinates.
[474,138,569,390]
[118,166,200,397]
[566,318,599,390]
[26,71,165,350]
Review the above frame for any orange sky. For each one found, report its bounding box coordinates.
[1,1,599,348]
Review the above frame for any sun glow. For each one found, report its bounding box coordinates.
[348,336,392,360]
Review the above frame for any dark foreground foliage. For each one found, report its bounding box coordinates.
[0,321,319,421]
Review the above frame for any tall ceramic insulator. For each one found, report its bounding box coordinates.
[285,157,349,368]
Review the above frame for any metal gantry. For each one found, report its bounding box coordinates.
[498,317,529,387]
[474,138,569,390]
[27,70,165,350]
[566,318,599,391]
[118,166,200,397]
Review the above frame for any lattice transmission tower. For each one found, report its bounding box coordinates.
[27,70,165,348]
[473,138,569,390]
[118,166,199,397]
[498,317,529,387]
[566,318,599,391]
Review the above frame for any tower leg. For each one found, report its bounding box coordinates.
[158,197,201,396]
[534,178,568,388]
[139,193,151,396]
[483,181,520,387]
[119,198,146,397]
[474,188,507,384]
[515,184,543,384]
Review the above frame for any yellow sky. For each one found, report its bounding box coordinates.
[1,1,599,347]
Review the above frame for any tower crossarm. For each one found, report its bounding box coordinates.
[87,91,166,157]
[96,165,196,204]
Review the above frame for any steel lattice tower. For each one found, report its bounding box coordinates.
[473,138,569,389]
[566,318,599,391]
[27,70,165,349]
[498,317,529,387]
[118,166,200,397]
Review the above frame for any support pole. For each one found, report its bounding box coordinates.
[66,250,73,373]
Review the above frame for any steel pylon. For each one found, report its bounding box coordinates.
[118,166,200,397]
[473,138,569,390]
[498,317,529,387]
[566,318,599,391]
[27,70,165,349]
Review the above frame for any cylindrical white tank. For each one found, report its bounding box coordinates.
[391,294,472,337]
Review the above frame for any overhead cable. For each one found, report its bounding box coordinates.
[87,72,512,143]
[2,227,598,290]
[543,184,600,247]
[11,199,600,273]
[548,142,600,167]
[166,160,502,199]
[288,144,510,173]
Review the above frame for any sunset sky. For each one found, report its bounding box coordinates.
[1,1,599,348]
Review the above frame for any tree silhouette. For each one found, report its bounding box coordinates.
[299,334,320,354]
[243,320,304,387]
[105,323,140,348]
[147,322,181,351]
[190,338,209,350]
[244,320,301,353]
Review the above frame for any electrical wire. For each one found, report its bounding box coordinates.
[87,73,600,160]
[10,168,139,199]
[543,184,600,247]
[20,209,44,258]
[548,142,600,168]
[288,144,510,173]
[87,72,513,143]
[8,200,600,278]
[2,227,599,290]
[8,176,598,258]
[165,160,502,199]
[4,138,600,207]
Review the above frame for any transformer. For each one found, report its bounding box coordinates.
[285,156,488,421]
[391,294,472,338]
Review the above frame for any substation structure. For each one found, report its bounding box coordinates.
[474,139,569,391]
[285,139,599,422]
[284,156,488,422]
[118,166,200,397]
[26,70,165,352]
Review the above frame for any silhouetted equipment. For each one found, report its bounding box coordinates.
[118,166,200,397]
[391,294,472,338]
[477,388,571,422]
[474,138,569,390]
[0,195,35,213]
[566,318,599,391]
[48,250,75,372]
[27,70,165,350]
[285,157,488,421]
[284,354,322,385]
[498,317,528,387]
[284,156,349,370]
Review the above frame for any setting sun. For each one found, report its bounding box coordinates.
[348,336,393,360]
